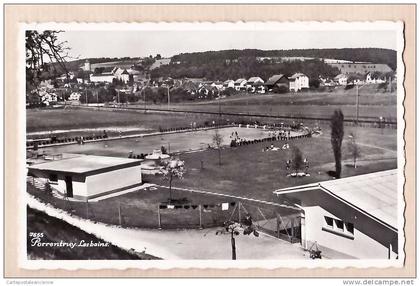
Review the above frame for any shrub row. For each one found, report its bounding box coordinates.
[27,134,108,147]
[230,133,312,147]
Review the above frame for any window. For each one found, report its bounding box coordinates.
[49,173,58,182]
[324,216,334,228]
[346,222,354,234]
[322,216,354,239]
[335,220,344,231]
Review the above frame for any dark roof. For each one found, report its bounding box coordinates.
[265,74,287,86]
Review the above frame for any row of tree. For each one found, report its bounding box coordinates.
[151,58,341,82]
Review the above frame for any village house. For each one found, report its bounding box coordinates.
[234,78,247,91]
[112,67,131,83]
[246,77,265,92]
[365,72,387,84]
[274,170,398,259]
[68,92,82,101]
[264,74,289,92]
[223,79,235,90]
[288,73,309,92]
[334,74,348,86]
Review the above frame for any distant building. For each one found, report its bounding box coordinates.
[150,58,171,70]
[288,73,309,92]
[90,73,115,83]
[223,80,235,90]
[68,92,82,101]
[83,60,91,72]
[234,78,247,91]
[28,155,142,201]
[112,67,131,83]
[329,62,393,75]
[274,170,399,259]
[334,74,348,86]
[265,74,289,91]
[246,77,265,92]
[365,72,387,84]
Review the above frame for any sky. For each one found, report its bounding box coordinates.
[58,29,397,59]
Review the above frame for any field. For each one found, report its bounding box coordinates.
[133,85,398,120]
[26,107,221,134]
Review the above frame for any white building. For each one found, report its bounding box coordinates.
[288,73,309,92]
[90,73,115,83]
[112,67,131,83]
[274,170,399,259]
[234,78,247,91]
[366,72,387,84]
[334,74,348,86]
[246,77,265,92]
[28,155,142,201]
[223,80,235,90]
[68,92,82,101]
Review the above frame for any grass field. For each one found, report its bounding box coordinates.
[26,107,222,133]
[133,85,398,120]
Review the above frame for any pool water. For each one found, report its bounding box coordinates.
[39,127,273,157]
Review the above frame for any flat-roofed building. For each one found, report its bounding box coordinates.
[28,155,142,201]
[274,170,399,259]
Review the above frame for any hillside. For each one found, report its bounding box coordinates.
[171,48,397,70]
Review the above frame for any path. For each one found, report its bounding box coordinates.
[27,194,306,260]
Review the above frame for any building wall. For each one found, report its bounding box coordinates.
[84,165,142,198]
[302,206,396,259]
[90,74,115,83]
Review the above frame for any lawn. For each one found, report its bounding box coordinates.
[132,85,398,120]
[27,206,157,260]
[152,128,396,202]
[26,107,222,134]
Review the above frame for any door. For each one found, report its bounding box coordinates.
[65,176,73,197]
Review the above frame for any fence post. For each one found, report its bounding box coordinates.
[276,215,280,238]
[199,204,203,229]
[291,217,295,239]
[118,202,122,226]
[157,205,162,229]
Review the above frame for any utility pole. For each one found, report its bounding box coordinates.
[356,84,359,125]
[85,88,88,105]
[167,86,170,110]
[117,90,120,106]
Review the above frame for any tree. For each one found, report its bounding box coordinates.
[161,158,185,202]
[331,109,345,178]
[291,147,304,174]
[216,217,259,260]
[26,30,71,93]
[348,133,360,168]
[212,129,223,166]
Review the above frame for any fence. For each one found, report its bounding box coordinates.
[27,177,302,244]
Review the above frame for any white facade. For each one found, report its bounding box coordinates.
[334,74,348,86]
[28,155,142,201]
[274,170,399,260]
[288,73,309,92]
[301,206,396,259]
[223,80,235,89]
[234,79,247,91]
[90,73,115,83]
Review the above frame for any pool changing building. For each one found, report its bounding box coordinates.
[28,155,142,201]
[274,170,399,259]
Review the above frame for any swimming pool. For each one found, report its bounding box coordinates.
[39,127,275,157]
